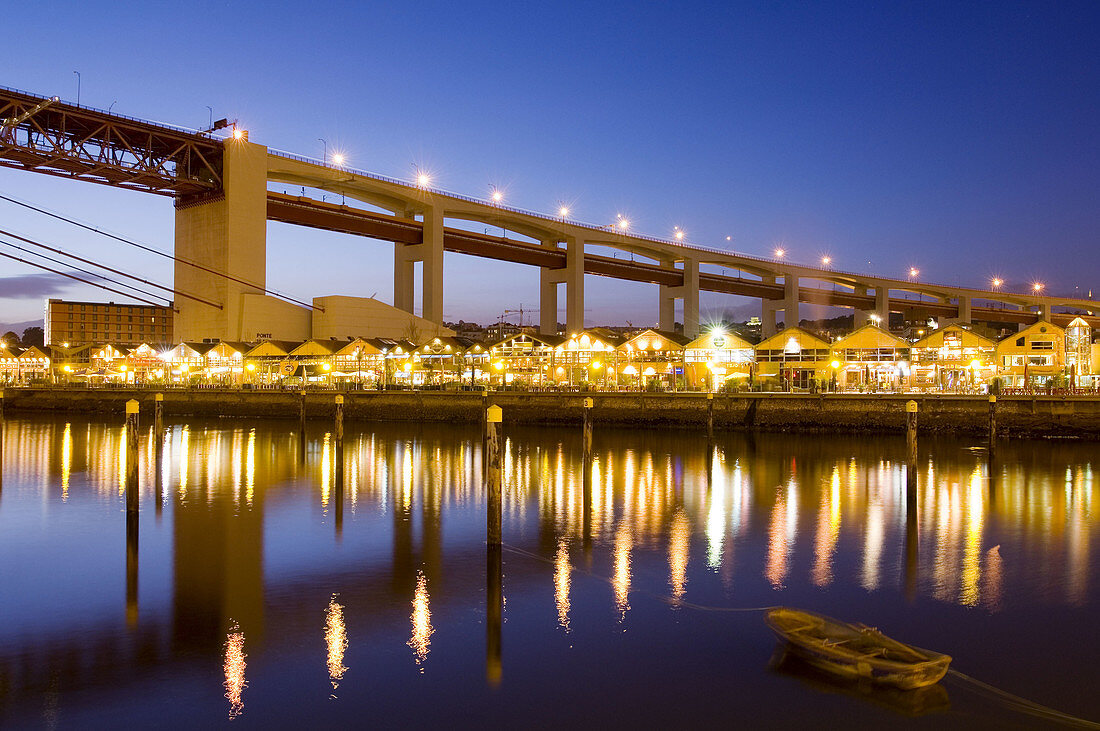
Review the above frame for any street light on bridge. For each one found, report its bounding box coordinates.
[491,188,503,204]
[774,247,785,259]
[318,138,328,165]
[558,205,570,219]
[416,169,431,188]
[616,215,629,231]
[991,277,1002,290]
[332,152,345,166]
[821,255,831,267]
[1033,282,1044,293]
[908,267,919,279]
[674,227,684,241]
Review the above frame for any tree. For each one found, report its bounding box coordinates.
[1,331,19,348]
[22,326,44,348]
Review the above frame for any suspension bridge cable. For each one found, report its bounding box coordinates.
[0,238,170,306]
[0,191,322,312]
[0,225,222,310]
[0,249,167,308]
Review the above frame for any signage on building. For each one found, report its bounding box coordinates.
[278,359,296,376]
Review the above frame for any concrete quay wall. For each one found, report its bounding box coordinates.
[5,388,1100,439]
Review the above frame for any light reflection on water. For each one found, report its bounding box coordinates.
[0,416,1098,727]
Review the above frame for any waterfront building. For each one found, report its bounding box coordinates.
[332,338,388,387]
[488,332,564,387]
[682,330,753,390]
[557,330,624,388]
[618,329,690,389]
[1065,317,1092,387]
[995,320,1065,390]
[414,336,485,387]
[829,324,911,391]
[162,342,217,382]
[754,327,831,389]
[288,340,344,384]
[0,344,50,383]
[242,340,302,384]
[44,298,173,346]
[909,325,996,391]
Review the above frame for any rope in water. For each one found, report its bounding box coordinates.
[500,541,1100,728]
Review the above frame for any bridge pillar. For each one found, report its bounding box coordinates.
[393,207,445,325]
[783,274,799,329]
[1038,303,1052,322]
[658,258,700,337]
[875,285,889,326]
[853,286,869,327]
[175,137,268,342]
[957,295,972,324]
[761,274,778,337]
[540,237,584,335]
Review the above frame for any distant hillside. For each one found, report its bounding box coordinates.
[0,319,43,337]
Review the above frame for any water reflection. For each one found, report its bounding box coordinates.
[554,539,571,631]
[325,595,348,689]
[223,623,247,719]
[1,417,1099,724]
[408,571,433,670]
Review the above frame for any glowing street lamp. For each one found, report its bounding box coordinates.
[1033,282,1044,293]
[908,267,919,279]
[991,277,1002,290]
[232,128,244,140]
[616,216,629,231]
[558,205,569,219]
[821,255,831,267]
[674,227,684,241]
[491,188,503,204]
[416,169,431,188]
[774,248,785,259]
[332,152,345,166]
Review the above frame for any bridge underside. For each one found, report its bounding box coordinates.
[267,193,1098,330]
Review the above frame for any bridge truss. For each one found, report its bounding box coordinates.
[0,86,222,196]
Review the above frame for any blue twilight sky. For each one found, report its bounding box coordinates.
[1,0,1098,329]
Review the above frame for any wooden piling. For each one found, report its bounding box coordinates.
[125,399,140,624]
[905,398,918,499]
[486,405,502,546]
[334,395,345,489]
[299,389,307,460]
[988,394,997,452]
[706,391,715,441]
[0,390,4,482]
[582,397,593,468]
[486,542,503,686]
[154,393,164,435]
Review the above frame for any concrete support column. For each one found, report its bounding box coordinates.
[761,273,778,338]
[541,237,585,335]
[853,285,869,327]
[783,274,799,329]
[392,207,444,324]
[875,285,890,326]
[957,295,972,324]
[174,138,268,341]
[658,258,700,337]
[1038,303,1052,322]
[421,207,444,325]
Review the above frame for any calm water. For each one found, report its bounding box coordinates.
[0,416,1098,729]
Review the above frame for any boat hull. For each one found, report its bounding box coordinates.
[765,608,951,690]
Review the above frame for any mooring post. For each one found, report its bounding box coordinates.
[988,394,997,452]
[125,399,140,624]
[154,392,164,435]
[905,398,918,495]
[706,391,715,441]
[582,397,593,468]
[486,404,502,547]
[299,388,307,461]
[334,395,345,486]
[0,389,5,481]
[486,541,503,687]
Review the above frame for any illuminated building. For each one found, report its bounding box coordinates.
[44,298,173,346]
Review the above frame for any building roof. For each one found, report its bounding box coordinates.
[756,326,831,352]
[911,324,995,349]
[996,320,1064,348]
[683,330,753,351]
[830,324,909,350]
[488,332,566,349]
[621,329,692,350]
[244,340,303,357]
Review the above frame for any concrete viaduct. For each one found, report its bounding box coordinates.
[1,85,1095,341]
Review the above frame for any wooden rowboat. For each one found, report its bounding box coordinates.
[764,608,951,690]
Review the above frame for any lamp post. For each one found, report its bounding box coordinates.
[318,138,328,165]
[73,71,80,106]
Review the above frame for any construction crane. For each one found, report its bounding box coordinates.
[492,306,528,340]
